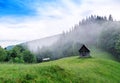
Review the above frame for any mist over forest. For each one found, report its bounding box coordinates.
[21,15,120,62]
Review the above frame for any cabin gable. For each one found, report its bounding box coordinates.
[79,45,90,57]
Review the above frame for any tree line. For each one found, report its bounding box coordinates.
[1,14,120,63]
[0,45,36,63]
[34,15,120,62]
[99,27,120,60]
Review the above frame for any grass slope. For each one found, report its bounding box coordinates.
[0,56,120,83]
[91,48,117,60]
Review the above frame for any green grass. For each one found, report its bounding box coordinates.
[91,47,117,60]
[0,56,120,83]
[0,48,119,83]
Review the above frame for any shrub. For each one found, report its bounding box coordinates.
[0,46,7,61]
[22,50,36,63]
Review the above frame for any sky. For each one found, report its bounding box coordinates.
[0,0,120,47]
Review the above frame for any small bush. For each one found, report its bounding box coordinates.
[22,50,36,63]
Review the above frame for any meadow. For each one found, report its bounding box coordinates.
[0,48,120,83]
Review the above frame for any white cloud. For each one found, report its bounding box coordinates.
[0,0,120,47]
[80,0,120,20]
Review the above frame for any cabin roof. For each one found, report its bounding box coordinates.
[79,45,90,52]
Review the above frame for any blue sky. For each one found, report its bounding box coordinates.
[0,0,82,18]
[0,0,35,16]
[0,0,120,47]
[0,0,63,17]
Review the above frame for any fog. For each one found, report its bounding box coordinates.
[22,34,61,53]
[22,15,120,61]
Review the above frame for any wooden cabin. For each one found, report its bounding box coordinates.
[79,45,90,57]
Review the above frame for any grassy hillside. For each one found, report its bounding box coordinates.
[0,56,120,83]
[91,48,117,60]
